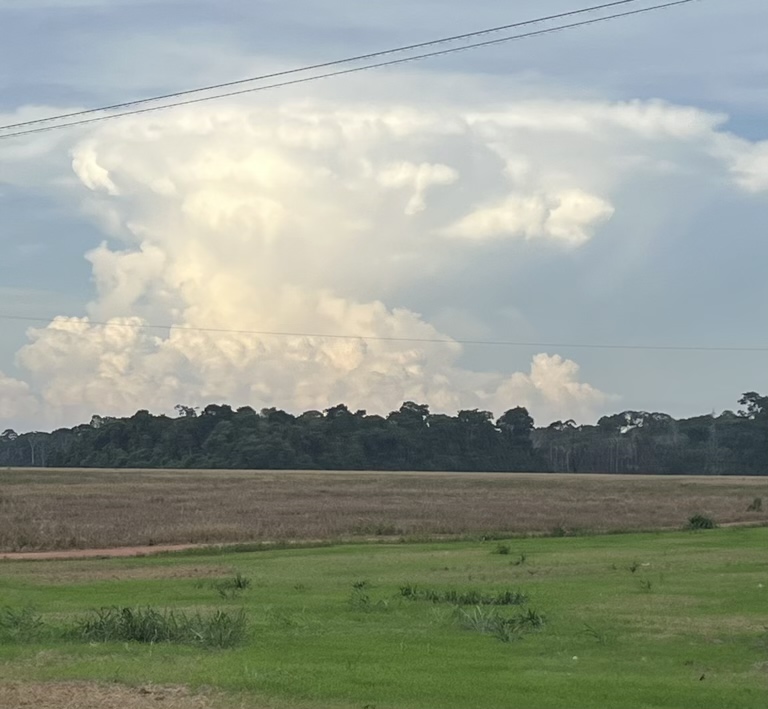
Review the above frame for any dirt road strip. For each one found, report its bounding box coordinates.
[0,543,206,561]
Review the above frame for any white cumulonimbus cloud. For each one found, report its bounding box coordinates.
[0,371,38,422]
[8,97,767,427]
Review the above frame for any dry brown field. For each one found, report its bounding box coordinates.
[1,468,767,552]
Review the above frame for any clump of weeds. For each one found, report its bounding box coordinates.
[686,515,716,530]
[582,623,609,645]
[349,583,388,612]
[0,607,47,643]
[457,606,545,643]
[72,606,247,648]
[213,572,251,599]
[399,584,527,606]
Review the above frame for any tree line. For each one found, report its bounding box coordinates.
[0,392,765,474]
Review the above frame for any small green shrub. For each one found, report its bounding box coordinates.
[494,543,511,555]
[747,497,763,512]
[686,514,716,530]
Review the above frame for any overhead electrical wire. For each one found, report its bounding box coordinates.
[0,1,739,357]
[0,0,699,141]
[0,0,661,132]
[0,314,763,353]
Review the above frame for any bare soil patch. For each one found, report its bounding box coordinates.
[0,682,221,709]
[1,468,766,552]
[0,543,205,561]
[1,559,235,582]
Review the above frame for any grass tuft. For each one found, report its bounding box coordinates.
[399,585,527,606]
[582,623,608,645]
[212,572,251,598]
[686,514,717,530]
[348,584,389,612]
[0,607,46,643]
[457,606,545,643]
[511,553,527,566]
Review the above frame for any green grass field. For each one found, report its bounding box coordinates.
[1,528,767,708]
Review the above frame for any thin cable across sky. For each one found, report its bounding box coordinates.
[0,0,700,141]
[0,0,657,132]
[1,0,744,359]
[0,314,763,353]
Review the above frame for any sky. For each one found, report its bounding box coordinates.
[0,0,766,432]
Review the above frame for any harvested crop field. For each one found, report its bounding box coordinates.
[1,468,767,552]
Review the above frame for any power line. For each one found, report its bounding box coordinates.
[0,0,699,141]
[1,313,764,353]
[0,0,656,133]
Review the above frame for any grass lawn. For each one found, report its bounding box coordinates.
[1,527,767,708]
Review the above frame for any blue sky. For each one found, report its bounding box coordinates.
[0,0,766,431]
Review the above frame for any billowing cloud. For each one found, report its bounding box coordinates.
[493,354,613,423]
[18,314,611,425]
[0,370,37,422]
[719,138,768,193]
[377,161,458,215]
[443,189,614,245]
[8,96,768,427]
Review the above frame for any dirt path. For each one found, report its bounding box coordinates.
[0,543,208,561]
[2,521,766,562]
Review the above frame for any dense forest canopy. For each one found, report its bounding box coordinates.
[1,393,765,474]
